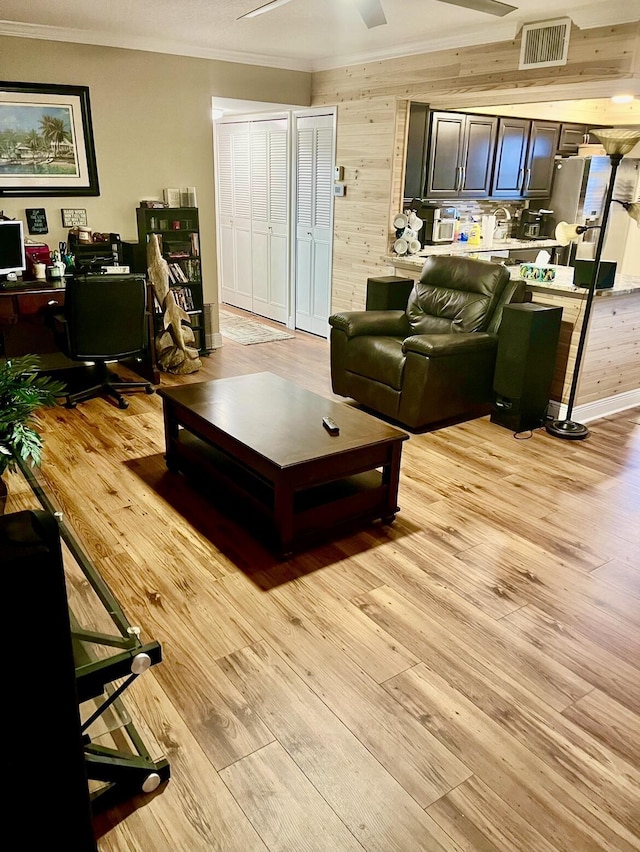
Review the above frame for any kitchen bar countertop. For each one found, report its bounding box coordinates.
[417,238,561,257]
[384,243,639,296]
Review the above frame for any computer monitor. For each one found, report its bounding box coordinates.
[0,219,26,278]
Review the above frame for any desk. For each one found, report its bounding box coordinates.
[0,282,65,356]
[0,279,160,384]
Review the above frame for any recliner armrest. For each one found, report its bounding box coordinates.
[329,310,409,339]
[403,332,497,357]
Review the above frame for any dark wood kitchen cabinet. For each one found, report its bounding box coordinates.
[403,102,429,201]
[523,120,560,198]
[424,111,498,200]
[558,123,589,154]
[491,117,530,198]
[491,118,559,199]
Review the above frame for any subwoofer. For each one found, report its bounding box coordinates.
[491,303,562,432]
[365,276,414,311]
[1,510,97,849]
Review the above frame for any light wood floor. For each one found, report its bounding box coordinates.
[5,312,639,851]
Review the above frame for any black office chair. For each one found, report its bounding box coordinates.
[59,273,155,409]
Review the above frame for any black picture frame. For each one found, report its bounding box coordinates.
[0,81,100,197]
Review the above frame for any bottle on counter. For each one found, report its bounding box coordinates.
[457,217,469,242]
[468,220,481,246]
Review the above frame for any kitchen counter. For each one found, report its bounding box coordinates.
[384,238,560,267]
[384,248,639,296]
[417,238,561,257]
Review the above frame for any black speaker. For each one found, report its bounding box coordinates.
[365,276,414,311]
[0,510,97,850]
[491,303,563,432]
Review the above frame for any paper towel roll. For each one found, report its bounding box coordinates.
[482,215,496,248]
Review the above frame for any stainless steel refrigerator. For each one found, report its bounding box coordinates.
[548,156,610,262]
[548,155,639,264]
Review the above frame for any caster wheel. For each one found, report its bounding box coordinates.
[118,399,129,410]
[145,386,155,395]
[141,772,161,793]
[66,400,77,409]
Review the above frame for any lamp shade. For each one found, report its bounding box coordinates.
[592,127,640,156]
[623,201,640,227]
[555,221,583,246]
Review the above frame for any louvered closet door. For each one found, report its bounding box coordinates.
[250,119,289,323]
[295,114,334,337]
[217,122,253,311]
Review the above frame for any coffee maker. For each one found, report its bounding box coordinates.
[516,209,543,240]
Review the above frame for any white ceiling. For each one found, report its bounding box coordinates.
[1,0,638,73]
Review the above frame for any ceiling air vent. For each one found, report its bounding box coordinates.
[519,18,571,70]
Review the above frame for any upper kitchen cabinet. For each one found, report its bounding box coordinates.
[491,117,530,198]
[491,118,559,199]
[557,123,589,154]
[524,120,560,198]
[404,102,429,201]
[424,111,498,199]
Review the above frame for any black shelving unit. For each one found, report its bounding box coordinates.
[133,206,205,353]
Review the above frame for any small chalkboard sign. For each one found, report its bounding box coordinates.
[26,208,48,235]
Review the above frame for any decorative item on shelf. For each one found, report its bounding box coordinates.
[163,188,182,207]
[139,199,168,209]
[26,208,48,235]
[61,208,88,228]
[545,126,640,442]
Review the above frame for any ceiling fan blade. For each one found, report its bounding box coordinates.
[353,0,388,29]
[237,0,295,20]
[435,0,517,17]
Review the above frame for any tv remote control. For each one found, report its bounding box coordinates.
[322,416,340,435]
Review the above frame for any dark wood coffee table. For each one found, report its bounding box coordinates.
[157,372,408,557]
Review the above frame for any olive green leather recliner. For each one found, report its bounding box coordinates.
[329,255,526,430]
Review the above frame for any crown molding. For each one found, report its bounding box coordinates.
[0,20,313,72]
[310,21,519,72]
[1,7,637,75]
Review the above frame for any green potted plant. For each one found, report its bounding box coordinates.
[0,355,65,510]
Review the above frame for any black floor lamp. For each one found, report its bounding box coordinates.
[545,126,640,441]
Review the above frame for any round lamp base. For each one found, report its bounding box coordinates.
[545,419,590,440]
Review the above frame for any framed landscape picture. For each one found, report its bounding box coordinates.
[0,81,100,197]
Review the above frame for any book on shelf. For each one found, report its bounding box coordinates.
[169,286,195,312]
[190,232,200,256]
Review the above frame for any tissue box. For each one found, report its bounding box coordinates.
[519,264,574,286]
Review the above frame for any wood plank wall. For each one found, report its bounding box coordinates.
[528,288,640,407]
[578,292,640,405]
[312,22,640,312]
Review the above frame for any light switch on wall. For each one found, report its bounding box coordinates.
[333,183,346,196]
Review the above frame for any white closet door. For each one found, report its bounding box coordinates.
[295,114,334,337]
[250,119,289,323]
[217,122,253,311]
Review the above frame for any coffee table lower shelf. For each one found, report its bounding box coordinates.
[170,431,400,556]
